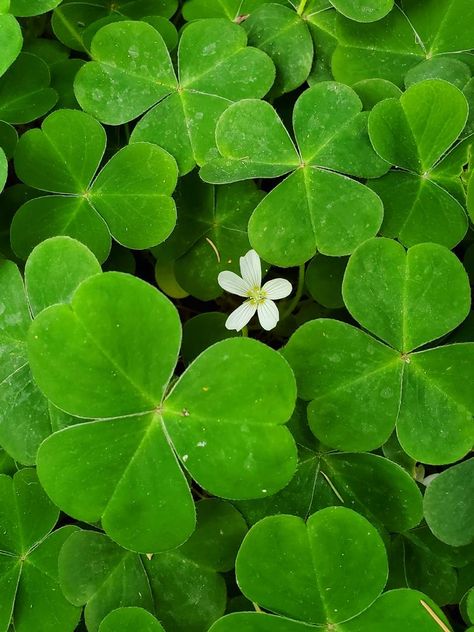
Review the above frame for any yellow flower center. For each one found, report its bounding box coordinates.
[247,286,267,306]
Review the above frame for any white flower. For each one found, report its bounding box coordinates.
[218,249,292,332]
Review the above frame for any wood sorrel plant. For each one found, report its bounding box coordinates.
[0,1,473,631]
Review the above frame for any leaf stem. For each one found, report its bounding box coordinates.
[281,264,305,320]
[297,0,308,15]
[241,325,248,337]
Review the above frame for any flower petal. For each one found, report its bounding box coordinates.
[257,299,279,331]
[262,278,292,300]
[225,301,257,331]
[218,270,251,297]
[240,249,261,288]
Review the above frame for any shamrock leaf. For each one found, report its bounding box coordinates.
[235,507,388,625]
[12,108,178,260]
[208,589,452,631]
[0,469,80,632]
[332,0,474,87]
[52,0,178,52]
[143,499,247,631]
[283,238,474,464]
[329,0,393,23]
[130,18,274,173]
[0,13,22,77]
[367,80,469,248]
[153,172,264,301]
[0,237,101,464]
[99,608,165,632]
[243,3,314,96]
[181,313,239,364]
[424,458,474,547]
[237,450,423,535]
[28,272,297,552]
[201,82,387,266]
[9,0,62,16]
[305,254,347,308]
[404,57,472,90]
[59,530,155,632]
[0,53,57,124]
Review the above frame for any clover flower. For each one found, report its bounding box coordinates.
[218,249,292,332]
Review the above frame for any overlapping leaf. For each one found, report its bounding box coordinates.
[201,82,387,266]
[0,469,80,632]
[12,108,178,260]
[283,237,474,464]
[29,271,297,552]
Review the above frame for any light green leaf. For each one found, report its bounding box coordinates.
[0,53,57,124]
[14,108,106,194]
[28,272,181,418]
[235,507,387,625]
[283,319,402,451]
[99,608,165,632]
[10,195,112,263]
[89,142,178,249]
[424,458,474,546]
[342,238,471,352]
[248,167,383,266]
[74,20,177,124]
[0,14,22,78]
[404,57,471,89]
[131,19,275,174]
[329,0,393,23]
[352,78,402,109]
[58,530,154,632]
[368,79,468,173]
[367,171,468,249]
[244,4,313,95]
[182,0,286,21]
[24,236,101,316]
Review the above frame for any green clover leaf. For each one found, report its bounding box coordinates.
[0,469,80,632]
[0,237,101,464]
[28,271,297,552]
[201,82,388,266]
[329,0,393,23]
[182,0,287,21]
[12,108,178,260]
[235,507,388,625]
[283,237,473,464]
[99,608,165,632]
[0,13,21,78]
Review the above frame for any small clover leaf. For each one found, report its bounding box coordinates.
[28,272,297,552]
[0,469,80,632]
[9,0,62,16]
[182,0,287,21]
[99,608,165,632]
[283,237,474,464]
[235,507,388,625]
[201,82,387,266]
[130,18,275,173]
[12,108,178,260]
[0,237,101,464]
[424,458,474,547]
[329,0,393,23]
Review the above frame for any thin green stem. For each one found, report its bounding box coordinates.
[281,264,305,320]
[241,325,248,337]
[297,0,308,15]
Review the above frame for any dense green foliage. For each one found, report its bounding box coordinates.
[0,0,473,631]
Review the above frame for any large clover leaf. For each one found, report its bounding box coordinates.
[12,108,178,261]
[235,507,388,625]
[201,82,388,266]
[283,237,473,464]
[332,0,474,86]
[153,172,264,301]
[0,237,100,464]
[367,79,469,248]
[0,469,80,632]
[74,19,274,175]
[208,589,453,631]
[28,271,297,552]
